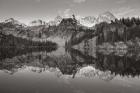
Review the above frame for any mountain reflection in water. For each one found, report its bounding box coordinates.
[0,47,140,93]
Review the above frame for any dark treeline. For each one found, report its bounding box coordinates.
[0,46,57,60]
[96,17,140,46]
[113,17,140,27]
[0,33,57,48]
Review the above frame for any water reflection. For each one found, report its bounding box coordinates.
[0,47,140,93]
[96,51,140,77]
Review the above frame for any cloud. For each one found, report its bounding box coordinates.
[73,0,86,4]
[116,0,127,4]
[35,0,41,3]
[58,9,74,18]
[112,7,137,18]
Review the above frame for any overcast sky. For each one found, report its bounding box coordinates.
[0,0,140,24]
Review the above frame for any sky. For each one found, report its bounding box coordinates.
[0,0,140,24]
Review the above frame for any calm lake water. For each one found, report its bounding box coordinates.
[0,46,140,93]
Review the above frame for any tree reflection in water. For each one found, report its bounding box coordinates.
[0,47,140,80]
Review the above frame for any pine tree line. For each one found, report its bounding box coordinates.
[96,17,140,45]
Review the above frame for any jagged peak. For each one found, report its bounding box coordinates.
[4,18,27,27]
[99,11,116,19]
[5,18,18,23]
[30,19,46,23]
[81,16,96,22]
[78,16,97,27]
[97,11,116,23]
[55,15,63,21]
[47,15,63,26]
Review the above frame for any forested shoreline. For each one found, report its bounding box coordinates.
[0,33,57,48]
[96,17,140,49]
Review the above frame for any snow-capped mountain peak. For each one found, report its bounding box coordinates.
[97,11,116,23]
[5,18,15,23]
[79,16,97,27]
[82,16,96,23]
[29,19,47,26]
[48,15,63,26]
[4,18,27,27]
[78,12,116,27]
[55,15,63,23]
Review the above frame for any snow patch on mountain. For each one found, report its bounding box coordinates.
[97,11,116,23]
[79,16,97,27]
[77,11,116,27]
[48,16,63,26]
[4,18,27,27]
[29,19,47,26]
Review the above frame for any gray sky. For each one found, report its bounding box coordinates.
[0,0,140,24]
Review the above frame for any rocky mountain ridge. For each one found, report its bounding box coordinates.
[1,11,115,27]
